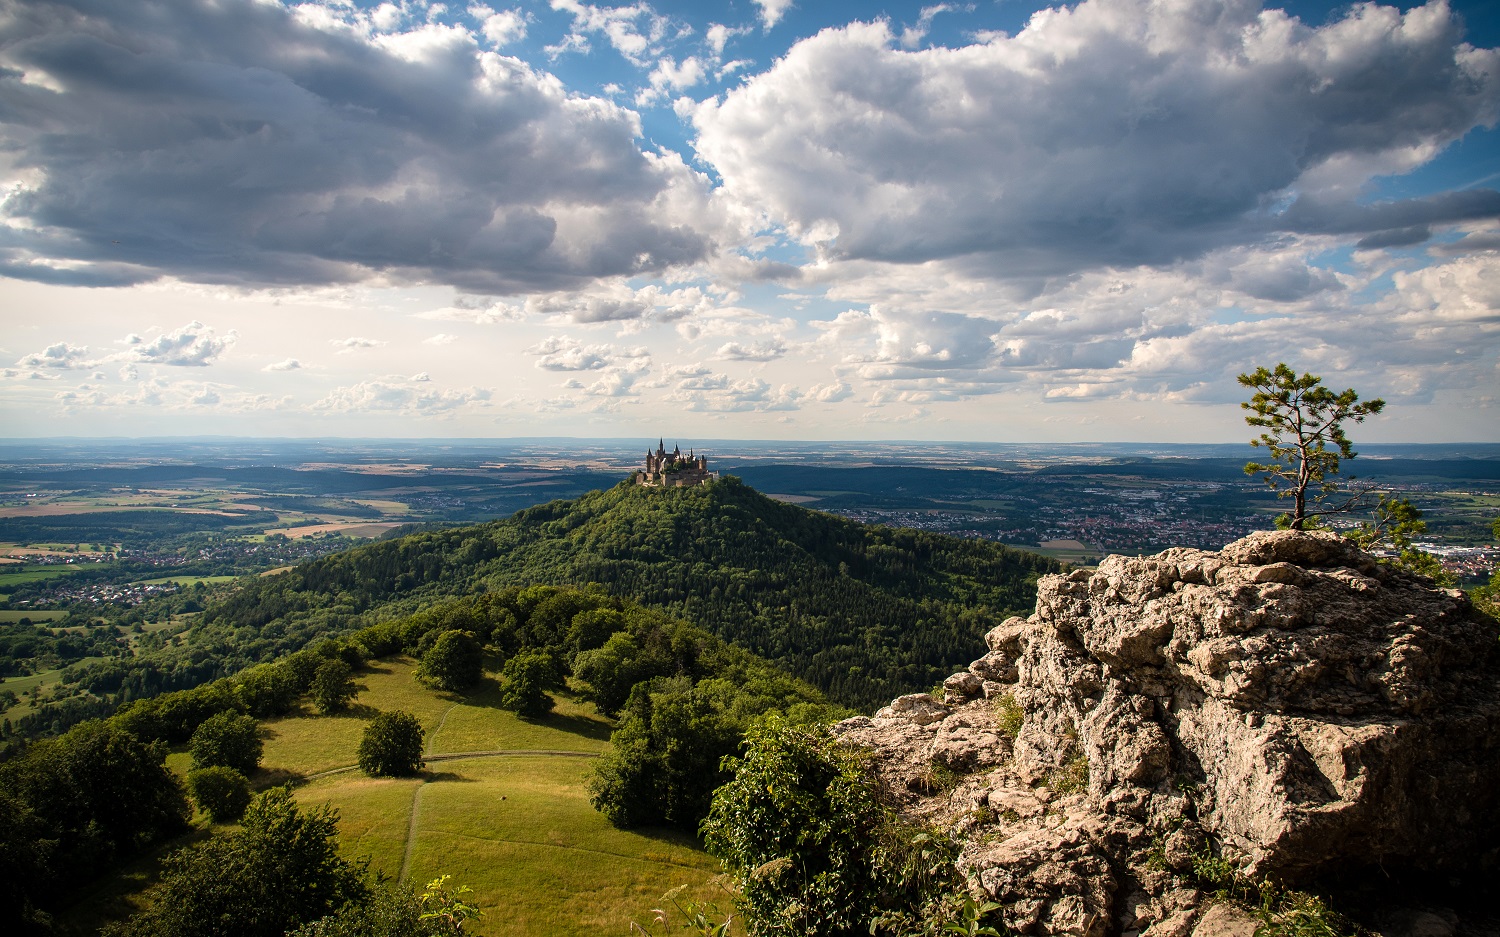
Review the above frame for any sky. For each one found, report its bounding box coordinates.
[1,0,1497,443]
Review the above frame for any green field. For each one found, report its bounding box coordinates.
[0,564,90,589]
[79,654,736,935]
[1,657,111,721]
[0,609,65,622]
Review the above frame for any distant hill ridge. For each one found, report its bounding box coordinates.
[205,476,1061,708]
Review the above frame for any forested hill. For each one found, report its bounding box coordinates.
[203,477,1061,708]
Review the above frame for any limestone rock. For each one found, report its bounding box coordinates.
[1190,904,1257,937]
[833,530,1500,935]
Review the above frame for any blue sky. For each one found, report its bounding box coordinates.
[1,0,1497,442]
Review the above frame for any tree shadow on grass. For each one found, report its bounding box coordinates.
[625,825,710,852]
[456,678,613,742]
[255,766,306,789]
[420,770,476,784]
[530,707,612,742]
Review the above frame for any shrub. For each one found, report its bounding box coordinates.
[702,715,963,936]
[358,711,424,777]
[105,787,366,937]
[189,711,263,775]
[991,694,1023,739]
[586,677,740,831]
[187,766,252,823]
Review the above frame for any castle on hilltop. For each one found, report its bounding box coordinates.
[637,439,716,487]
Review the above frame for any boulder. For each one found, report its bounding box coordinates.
[833,530,1500,935]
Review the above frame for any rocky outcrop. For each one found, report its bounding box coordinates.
[833,530,1500,936]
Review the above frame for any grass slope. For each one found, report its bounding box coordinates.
[279,657,727,936]
[63,654,731,936]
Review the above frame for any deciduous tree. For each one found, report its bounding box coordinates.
[312,659,356,714]
[189,710,263,775]
[498,650,558,718]
[106,787,366,937]
[357,711,424,777]
[187,765,252,823]
[417,630,483,692]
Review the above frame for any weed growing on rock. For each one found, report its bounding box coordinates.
[990,694,1023,739]
[1191,845,1360,937]
[914,762,963,796]
[1047,753,1088,794]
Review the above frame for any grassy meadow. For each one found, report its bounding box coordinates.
[90,653,736,936]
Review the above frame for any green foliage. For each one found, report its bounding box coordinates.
[702,716,966,937]
[1047,753,1089,795]
[498,650,558,718]
[106,787,367,937]
[588,677,745,830]
[416,875,483,935]
[0,719,189,927]
[357,710,425,777]
[312,659,357,714]
[201,478,1059,708]
[189,710,263,774]
[631,884,735,937]
[417,630,484,692]
[1189,845,1356,937]
[940,897,1004,937]
[1346,494,1455,586]
[990,694,1023,739]
[703,717,887,936]
[186,765,252,823]
[1239,364,1386,530]
[291,874,483,937]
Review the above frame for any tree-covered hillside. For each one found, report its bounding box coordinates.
[203,477,1060,708]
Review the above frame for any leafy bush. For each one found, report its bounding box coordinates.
[991,694,1023,739]
[702,716,969,936]
[0,719,189,925]
[294,875,482,937]
[105,787,367,937]
[189,710,263,774]
[358,711,425,777]
[587,677,741,830]
[187,765,252,823]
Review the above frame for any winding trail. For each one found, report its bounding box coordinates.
[296,737,603,883]
[398,781,426,883]
[303,704,607,883]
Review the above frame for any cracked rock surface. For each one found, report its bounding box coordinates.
[832,531,1500,936]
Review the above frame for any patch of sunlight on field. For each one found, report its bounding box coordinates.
[260,657,455,776]
[295,774,421,876]
[399,756,735,937]
[428,678,612,755]
[261,657,612,776]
